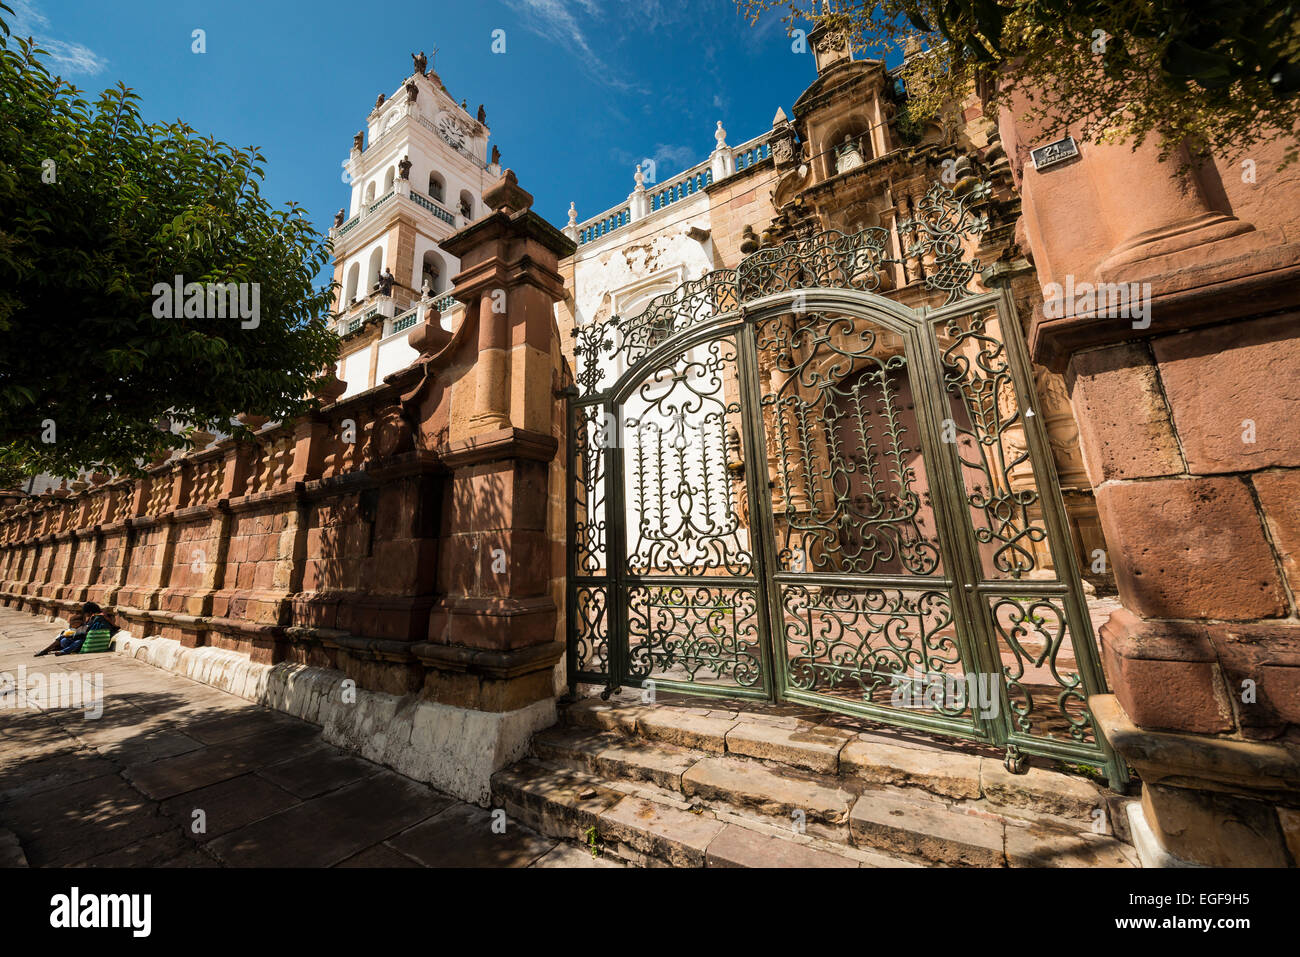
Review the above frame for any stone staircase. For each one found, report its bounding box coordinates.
[491,695,1139,868]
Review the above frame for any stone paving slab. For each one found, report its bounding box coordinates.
[840,739,983,800]
[385,803,556,868]
[205,773,452,867]
[158,772,302,841]
[0,606,584,868]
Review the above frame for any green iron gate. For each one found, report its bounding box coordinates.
[566,181,1124,786]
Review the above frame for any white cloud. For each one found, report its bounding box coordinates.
[6,0,107,76]
[651,143,697,172]
[501,0,643,92]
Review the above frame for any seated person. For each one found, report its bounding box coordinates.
[34,602,115,657]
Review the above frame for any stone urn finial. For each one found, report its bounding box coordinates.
[715,120,728,150]
[634,164,645,190]
[189,429,216,451]
[567,201,577,227]
[482,169,533,215]
[313,373,347,406]
[237,412,270,432]
[740,224,759,255]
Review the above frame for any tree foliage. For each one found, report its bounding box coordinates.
[740,0,1300,166]
[0,6,339,487]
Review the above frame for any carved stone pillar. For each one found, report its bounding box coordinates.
[1001,97,1300,866]
[470,292,511,431]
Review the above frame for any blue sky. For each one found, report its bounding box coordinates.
[10,0,821,259]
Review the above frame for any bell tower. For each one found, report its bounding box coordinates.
[330,50,502,395]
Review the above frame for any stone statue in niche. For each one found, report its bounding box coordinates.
[353,130,364,151]
[333,208,345,228]
[411,51,427,75]
[405,81,419,102]
[491,144,500,166]
[377,268,395,296]
[836,134,865,174]
[398,155,412,180]
[477,104,487,125]
[374,92,385,109]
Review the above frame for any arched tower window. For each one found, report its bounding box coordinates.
[364,181,377,203]
[344,262,361,305]
[366,247,383,293]
[459,190,473,221]
[421,250,445,294]
[428,173,445,203]
[383,166,395,192]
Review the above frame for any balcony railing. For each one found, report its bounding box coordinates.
[649,168,714,212]
[578,208,630,246]
[391,309,420,334]
[733,138,770,171]
[411,189,457,225]
[572,128,770,248]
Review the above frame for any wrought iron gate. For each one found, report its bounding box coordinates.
[566,181,1123,785]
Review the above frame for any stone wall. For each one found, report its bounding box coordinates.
[0,171,577,804]
[998,92,1300,865]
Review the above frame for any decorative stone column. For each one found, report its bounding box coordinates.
[412,169,576,802]
[999,97,1300,867]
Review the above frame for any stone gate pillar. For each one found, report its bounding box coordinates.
[410,170,575,803]
[998,98,1300,867]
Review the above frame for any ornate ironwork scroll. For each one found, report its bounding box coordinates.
[756,311,942,578]
[627,585,763,687]
[572,180,991,399]
[988,594,1094,744]
[936,306,1047,580]
[779,585,973,717]
[622,339,752,579]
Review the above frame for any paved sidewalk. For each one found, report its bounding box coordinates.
[0,606,616,868]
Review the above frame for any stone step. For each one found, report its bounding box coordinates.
[562,698,1110,827]
[508,725,1135,867]
[491,757,894,868]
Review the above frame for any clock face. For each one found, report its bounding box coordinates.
[435,112,467,148]
[383,110,402,132]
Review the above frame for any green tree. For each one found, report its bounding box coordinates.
[0,8,339,487]
[741,0,1300,166]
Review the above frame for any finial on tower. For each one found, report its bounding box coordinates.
[634,164,645,190]
[567,202,577,227]
[715,120,728,149]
